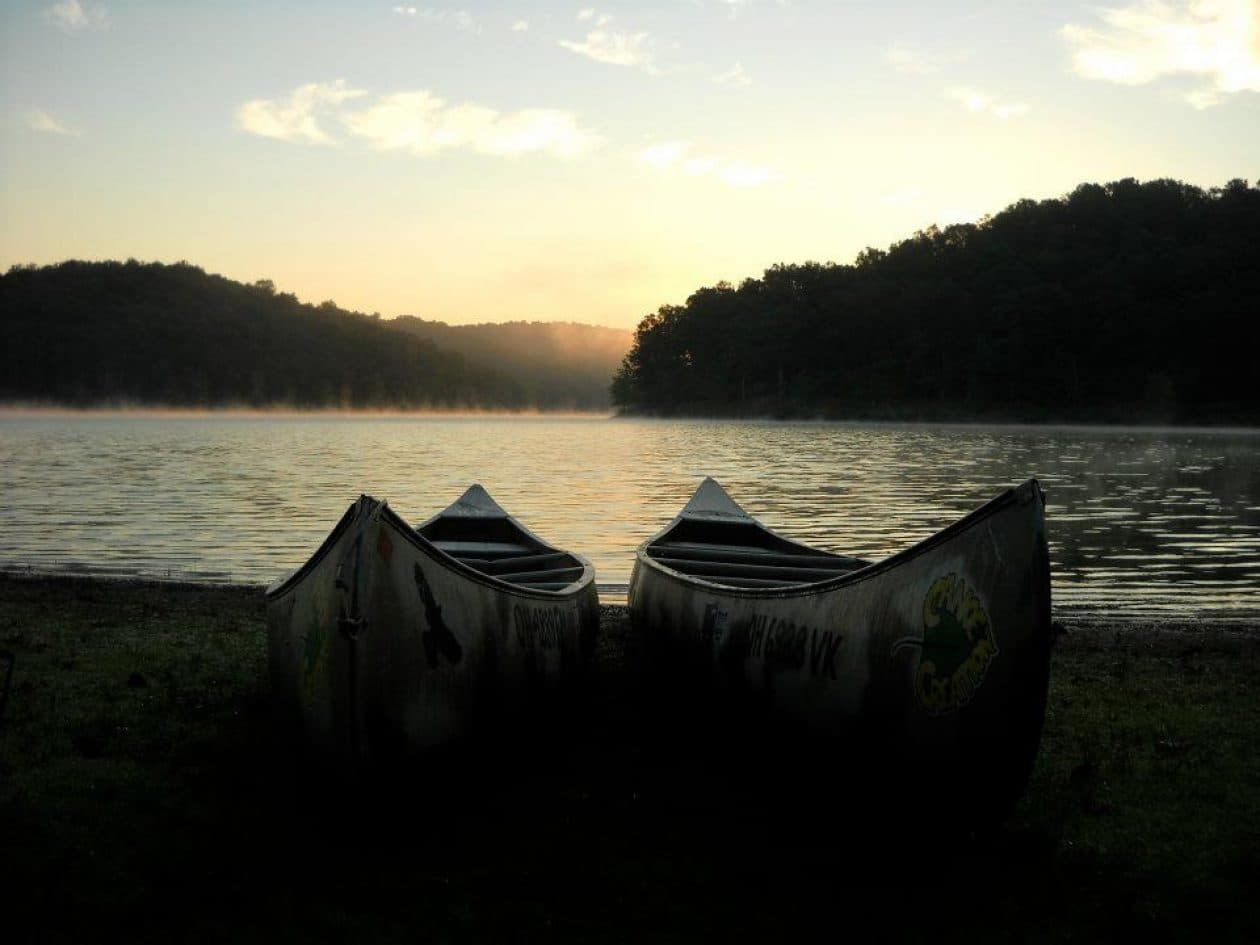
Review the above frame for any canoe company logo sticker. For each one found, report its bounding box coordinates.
[897,573,998,715]
[414,564,463,668]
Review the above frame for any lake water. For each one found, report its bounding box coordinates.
[1,414,1257,619]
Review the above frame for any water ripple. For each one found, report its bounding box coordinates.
[1,416,1257,619]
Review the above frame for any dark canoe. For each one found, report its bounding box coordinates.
[266,485,599,761]
[628,477,1052,821]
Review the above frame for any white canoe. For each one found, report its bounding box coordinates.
[267,485,599,761]
[628,477,1052,819]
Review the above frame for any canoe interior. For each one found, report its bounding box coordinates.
[646,517,871,590]
[418,513,585,593]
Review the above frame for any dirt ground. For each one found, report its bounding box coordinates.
[1,575,1257,943]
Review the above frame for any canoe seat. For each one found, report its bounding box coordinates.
[432,540,538,558]
[470,550,572,574]
[492,565,586,584]
[433,541,585,591]
[649,542,864,569]
[411,491,588,595]
[647,541,857,589]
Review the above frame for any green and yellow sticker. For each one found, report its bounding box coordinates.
[913,573,998,715]
[302,597,330,702]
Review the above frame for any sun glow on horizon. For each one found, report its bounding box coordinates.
[2,1,1257,328]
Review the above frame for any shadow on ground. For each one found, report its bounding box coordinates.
[1,577,1257,943]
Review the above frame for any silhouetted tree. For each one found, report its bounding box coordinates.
[0,261,531,408]
[612,177,1260,424]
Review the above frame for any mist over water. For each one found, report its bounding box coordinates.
[1,415,1257,619]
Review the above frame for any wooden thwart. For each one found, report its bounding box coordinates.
[493,565,585,585]
[650,542,861,569]
[472,550,572,574]
[431,540,537,558]
[691,574,812,588]
[651,554,850,584]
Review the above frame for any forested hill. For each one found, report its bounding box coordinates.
[0,261,623,410]
[612,177,1260,424]
[390,317,631,409]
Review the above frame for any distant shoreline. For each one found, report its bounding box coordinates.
[0,404,616,419]
[611,411,1260,434]
[3,403,1258,432]
[613,405,1260,429]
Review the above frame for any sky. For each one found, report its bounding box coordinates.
[1,1,1257,328]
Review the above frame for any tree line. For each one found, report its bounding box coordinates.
[0,260,627,410]
[611,178,1260,424]
[391,316,630,409]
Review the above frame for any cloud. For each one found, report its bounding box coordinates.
[885,42,970,74]
[638,141,688,169]
[1063,0,1260,108]
[45,0,106,30]
[710,63,752,87]
[343,92,598,157]
[636,141,781,187]
[945,86,1030,119]
[237,80,367,145]
[560,29,651,67]
[27,108,79,135]
[511,20,529,32]
[886,43,931,74]
[712,0,787,16]
[562,10,651,68]
[392,6,478,32]
[239,81,599,158]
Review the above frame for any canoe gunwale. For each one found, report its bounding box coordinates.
[264,496,373,601]
[633,479,1043,601]
[401,511,597,602]
[266,492,597,603]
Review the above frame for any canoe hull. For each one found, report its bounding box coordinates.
[629,480,1052,819]
[267,499,599,761]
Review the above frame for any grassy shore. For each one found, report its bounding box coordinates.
[1,575,1257,943]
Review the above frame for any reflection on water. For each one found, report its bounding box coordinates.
[1,416,1258,619]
